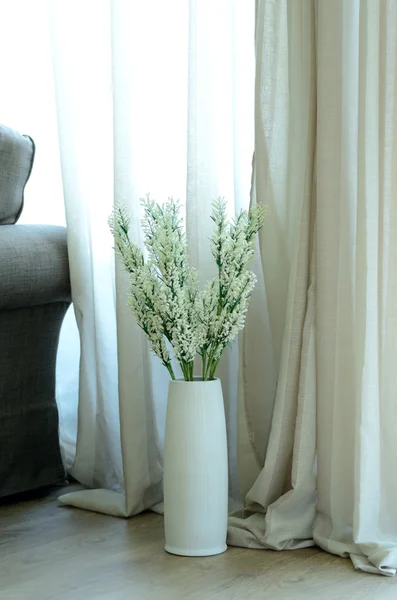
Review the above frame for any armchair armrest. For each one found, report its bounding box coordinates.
[0,225,71,310]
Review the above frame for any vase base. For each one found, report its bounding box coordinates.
[165,544,227,557]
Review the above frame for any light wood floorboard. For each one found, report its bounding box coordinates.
[0,486,396,600]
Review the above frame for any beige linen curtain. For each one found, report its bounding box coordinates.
[229,0,397,576]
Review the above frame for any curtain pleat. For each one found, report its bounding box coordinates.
[229,0,397,576]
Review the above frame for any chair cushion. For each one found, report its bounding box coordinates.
[0,125,35,224]
[0,225,71,310]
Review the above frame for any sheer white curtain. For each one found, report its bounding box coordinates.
[229,0,397,577]
[47,0,254,514]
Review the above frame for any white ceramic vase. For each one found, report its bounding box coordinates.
[163,378,228,557]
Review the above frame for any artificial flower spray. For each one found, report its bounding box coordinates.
[109,196,266,381]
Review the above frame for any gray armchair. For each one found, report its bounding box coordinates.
[0,125,71,497]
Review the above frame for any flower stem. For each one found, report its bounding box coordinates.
[208,356,221,381]
[203,344,219,380]
[181,362,188,381]
[201,350,208,381]
[166,362,176,380]
[180,360,194,381]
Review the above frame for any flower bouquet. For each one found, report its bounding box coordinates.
[109,196,266,381]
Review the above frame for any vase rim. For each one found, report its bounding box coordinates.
[170,377,220,383]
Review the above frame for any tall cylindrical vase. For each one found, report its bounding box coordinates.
[163,378,228,556]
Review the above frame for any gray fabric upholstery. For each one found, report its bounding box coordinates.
[0,125,71,497]
[0,225,70,310]
[0,125,35,225]
[0,303,69,497]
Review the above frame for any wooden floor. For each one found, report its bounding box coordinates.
[1,487,397,600]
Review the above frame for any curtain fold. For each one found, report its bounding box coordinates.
[229,0,317,551]
[313,0,397,576]
[229,0,397,576]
